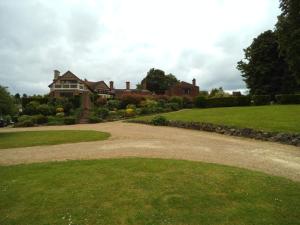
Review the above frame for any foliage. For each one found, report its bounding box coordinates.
[55,112,65,117]
[34,114,48,124]
[56,107,64,113]
[15,119,34,127]
[88,116,103,123]
[169,96,183,108]
[141,68,179,94]
[135,105,300,133]
[164,102,180,111]
[195,96,207,108]
[275,94,300,104]
[95,97,107,107]
[23,101,40,115]
[125,108,136,117]
[107,99,121,110]
[21,95,49,108]
[37,104,54,116]
[198,91,209,97]
[64,117,76,125]
[252,95,272,106]
[182,96,194,108]
[209,87,230,98]
[276,0,300,85]
[0,85,16,116]
[47,116,64,126]
[151,116,169,126]
[119,93,145,108]
[237,30,298,95]
[96,108,109,119]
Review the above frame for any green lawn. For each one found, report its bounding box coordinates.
[135,105,300,133]
[0,130,110,149]
[0,158,299,225]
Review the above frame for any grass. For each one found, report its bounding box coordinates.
[0,130,110,149]
[134,105,300,133]
[0,158,299,225]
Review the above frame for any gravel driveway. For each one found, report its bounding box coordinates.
[0,121,299,181]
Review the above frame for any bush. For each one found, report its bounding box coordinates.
[37,104,54,116]
[183,96,194,108]
[119,93,145,108]
[97,108,110,119]
[126,104,136,110]
[151,116,169,126]
[95,97,107,107]
[56,112,65,117]
[107,99,121,110]
[125,108,136,117]
[23,101,40,115]
[205,96,251,108]
[88,116,102,123]
[56,107,64,113]
[252,95,271,106]
[275,94,300,104]
[195,96,207,108]
[64,117,76,125]
[34,114,48,124]
[47,116,64,126]
[15,119,34,127]
[169,96,183,108]
[165,103,180,111]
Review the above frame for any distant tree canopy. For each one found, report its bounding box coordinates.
[209,87,230,98]
[237,30,298,96]
[141,68,179,94]
[0,85,16,116]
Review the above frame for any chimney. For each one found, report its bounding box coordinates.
[54,70,60,80]
[126,81,130,90]
[109,81,114,90]
[192,78,196,86]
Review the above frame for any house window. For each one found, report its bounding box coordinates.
[55,85,61,88]
[70,85,77,88]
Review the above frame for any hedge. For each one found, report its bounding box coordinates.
[252,95,271,106]
[195,96,251,108]
[275,94,300,104]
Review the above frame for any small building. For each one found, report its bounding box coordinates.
[165,79,200,97]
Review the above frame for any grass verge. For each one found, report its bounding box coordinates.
[0,158,299,225]
[133,105,300,133]
[0,130,110,149]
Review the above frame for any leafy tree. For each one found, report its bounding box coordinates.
[141,68,179,94]
[0,85,16,116]
[276,0,300,85]
[209,87,230,98]
[237,30,298,96]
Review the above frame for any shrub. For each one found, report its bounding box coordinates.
[88,116,102,123]
[252,95,271,106]
[56,112,65,117]
[205,97,251,108]
[169,96,183,108]
[275,94,300,104]
[23,101,40,115]
[95,97,107,107]
[34,114,48,124]
[165,102,180,111]
[15,119,34,127]
[107,99,121,110]
[195,96,207,108]
[182,96,194,108]
[125,108,136,117]
[119,93,145,108]
[97,108,109,119]
[47,116,64,125]
[151,116,169,126]
[126,104,136,110]
[64,117,76,125]
[56,107,64,113]
[37,104,54,116]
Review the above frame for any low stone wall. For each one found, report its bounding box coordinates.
[129,120,300,147]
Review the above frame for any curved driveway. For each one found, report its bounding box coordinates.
[0,122,299,181]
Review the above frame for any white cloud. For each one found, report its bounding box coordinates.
[0,0,280,94]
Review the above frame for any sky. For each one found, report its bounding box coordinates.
[0,0,281,95]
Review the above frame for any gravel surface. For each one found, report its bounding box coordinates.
[0,121,299,181]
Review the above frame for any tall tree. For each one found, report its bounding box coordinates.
[237,30,298,96]
[141,68,179,94]
[0,85,16,116]
[276,0,300,85]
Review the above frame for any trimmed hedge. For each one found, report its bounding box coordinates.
[275,94,300,104]
[252,95,271,106]
[64,117,76,125]
[151,116,169,126]
[195,96,251,108]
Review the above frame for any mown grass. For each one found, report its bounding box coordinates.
[134,105,300,133]
[0,158,299,225]
[0,130,110,149]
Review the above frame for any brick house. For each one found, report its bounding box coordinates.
[165,79,200,97]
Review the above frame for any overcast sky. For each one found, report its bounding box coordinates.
[0,0,280,95]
